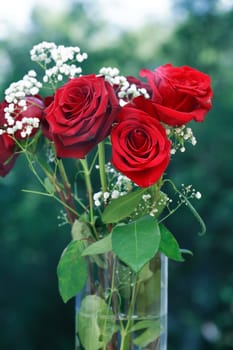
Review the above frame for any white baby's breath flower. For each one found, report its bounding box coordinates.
[111,190,120,199]
[142,194,152,201]
[43,76,49,83]
[103,192,110,200]
[192,137,197,145]
[30,41,87,82]
[94,200,101,207]
[93,192,102,201]
[119,99,127,107]
[195,191,202,199]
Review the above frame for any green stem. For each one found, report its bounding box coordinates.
[57,159,69,185]
[80,158,95,230]
[119,274,138,350]
[98,141,108,193]
[57,159,78,223]
[159,202,183,223]
[162,179,206,235]
[180,193,206,236]
[22,188,80,218]
[101,254,118,349]
[17,141,79,224]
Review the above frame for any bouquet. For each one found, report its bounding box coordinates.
[0,42,213,350]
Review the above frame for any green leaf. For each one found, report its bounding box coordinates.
[129,319,160,333]
[78,295,118,350]
[137,263,154,284]
[71,219,92,240]
[136,269,161,314]
[82,234,112,256]
[133,320,161,347]
[159,224,184,262]
[112,216,161,273]
[102,188,146,223]
[57,240,88,303]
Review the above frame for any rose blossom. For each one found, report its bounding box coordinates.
[41,95,54,140]
[0,101,18,176]
[111,105,171,188]
[140,64,213,126]
[45,75,119,158]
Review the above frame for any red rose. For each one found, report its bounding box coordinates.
[111,105,171,187]
[140,64,213,126]
[41,95,54,140]
[0,134,17,176]
[45,75,119,158]
[0,101,18,176]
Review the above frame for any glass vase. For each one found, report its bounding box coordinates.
[75,252,168,350]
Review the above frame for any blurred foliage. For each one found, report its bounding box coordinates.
[0,0,233,349]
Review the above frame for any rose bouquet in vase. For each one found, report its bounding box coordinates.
[0,42,213,350]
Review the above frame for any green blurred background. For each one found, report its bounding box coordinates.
[0,0,233,349]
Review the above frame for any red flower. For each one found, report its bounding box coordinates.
[45,75,120,158]
[41,95,54,140]
[0,101,18,177]
[111,104,171,188]
[140,64,213,126]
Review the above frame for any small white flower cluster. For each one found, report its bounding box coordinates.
[133,192,170,218]
[30,41,88,83]
[133,193,153,217]
[104,162,133,195]
[118,82,150,106]
[99,67,121,84]
[150,194,170,217]
[93,187,129,207]
[1,116,40,138]
[93,163,133,207]
[2,71,42,138]
[45,144,56,163]
[5,70,42,104]
[93,191,109,207]
[57,209,68,227]
[180,184,202,201]
[99,66,150,106]
[115,174,133,193]
[168,125,197,155]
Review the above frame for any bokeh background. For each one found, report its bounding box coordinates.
[0,0,233,349]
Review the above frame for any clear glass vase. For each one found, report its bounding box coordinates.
[75,252,168,350]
